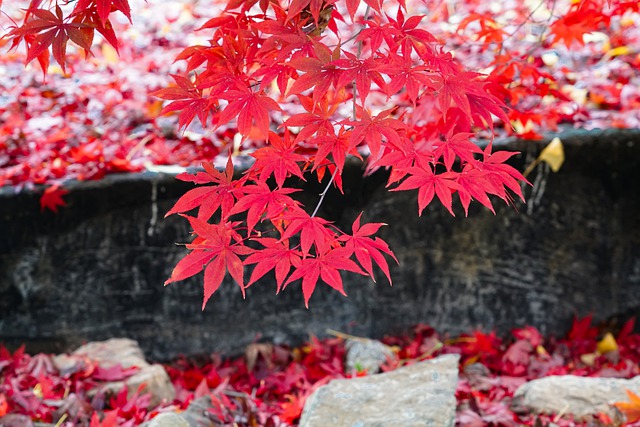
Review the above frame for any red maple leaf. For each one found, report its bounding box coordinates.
[40,185,68,213]
[548,5,603,48]
[312,127,361,174]
[287,43,342,103]
[332,52,386,102]
[229,183,301,233]
[345,106,405,162]
[338,213,398,284]
[283,93,342,143]
[244,238,302,292]
[218,88,282,139]
[165,217,253,308]
[9,6,93,72]
[89,410,119,427]
[436,71,506,124]
[392,165,460,216]
[284,247,365,307]
[153,74,215,130]
[250,131,307,188]
[165,158,241,221]
[279,208,336,256]
[72,0,132,25]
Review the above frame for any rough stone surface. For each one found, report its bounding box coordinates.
[69,338,148,368]
[1,129,639,360]
[0,414,35,427]
[511,375,640,419]
[140,396,216,427]
[54,339,175,408]
[143,412,190,427]
[345,338,394,374]
[299,354,459,427]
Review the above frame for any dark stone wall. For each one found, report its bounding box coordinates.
[1,129,639,360]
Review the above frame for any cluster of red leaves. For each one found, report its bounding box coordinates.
[1,316,639,426]
[2,0,640,305]
[0,1,231,190]
[443,0,640,138]
[153,0,531,306]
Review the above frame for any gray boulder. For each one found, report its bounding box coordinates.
[345,338,395,374]
[53,338,175,408]
[140,396,217,427]
[511,375,640,419]
[299,354,460,427]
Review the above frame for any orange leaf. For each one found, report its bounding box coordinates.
[613,389,640,424]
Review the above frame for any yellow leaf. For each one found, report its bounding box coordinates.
[580,352,597,366]
[596,332,618,354]
[539,137,565,172]
[603,46,631,60]
[613,389,640,423]
[101,43,119,65]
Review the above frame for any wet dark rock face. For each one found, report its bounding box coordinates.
[1,129,639,360]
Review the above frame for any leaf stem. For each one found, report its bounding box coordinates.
[311,7,369,219]
[310,167,338,218]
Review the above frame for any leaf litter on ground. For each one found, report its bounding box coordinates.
[0,316,639,426]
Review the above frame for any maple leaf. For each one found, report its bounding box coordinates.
[332,52,386,102]
[392,165,460,216]
[284,247,365,307]
[344,107,405,162]
[9,6,94,73]
[72,0,132,25]
[548,6,603,48]
[165,158,240,221]
[218,88,282,139]
[40,184,68,213]
[385,53,436,104]
[312,127,361,174]
[431,132,481,171]
[478,143,528,205]
[436,71,507,125]
[93,364,139,381]
[250,131,307,188]
[568,314,598,341]
[165,217,253,308]
[153,74,215,130]
[338,213,398,284]
[614,389,640,423]
[244,238,302,292]
[279,208,336,256]
[283,93,342,143]
[0,393,7,417]
[386,8,437,58]
[287,43,342,103]
[229,183,301,233]
[89,410,119,427]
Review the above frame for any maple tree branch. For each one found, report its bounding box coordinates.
[310,167,338,218]
[312,7,369,219]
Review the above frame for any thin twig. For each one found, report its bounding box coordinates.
[310,167,338,218]
[310,7,369,219]
[326,328,372,343]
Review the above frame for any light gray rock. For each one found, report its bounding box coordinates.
[98,364,176,408]
[54,338,175,408]
[140,396,217,427]
[71,338,148,369]
[0,414,35,427]
[179,396,217,427]
[345,338,394,374]
[299,354,460,427]
[511,375,640,419]
[144,412,190,427]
